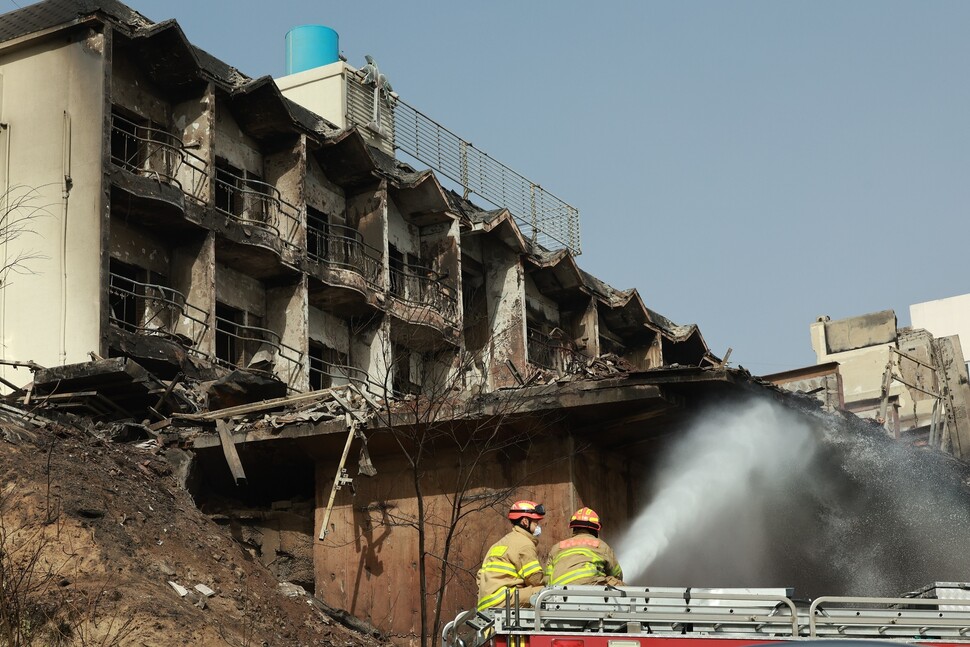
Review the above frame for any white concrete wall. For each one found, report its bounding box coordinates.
[0,32,106,384]
[911,293,970,361]
[275,61,347,129]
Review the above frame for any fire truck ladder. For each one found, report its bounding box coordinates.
[443,587,970,647]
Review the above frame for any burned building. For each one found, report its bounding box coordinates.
[0,0,715,395]
[0,0,747,642]
[766,308,970,460]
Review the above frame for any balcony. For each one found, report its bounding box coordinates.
[108,272,209,347]
[389,265,458,324]
[110,113,208,205]
[308,223,382,286]
[306,222,383,314]
[527,327,587,375]
[387,264,459,350]
[214,169,301,256]
[213,316,304,386]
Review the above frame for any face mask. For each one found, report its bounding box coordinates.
[532,524,542,537]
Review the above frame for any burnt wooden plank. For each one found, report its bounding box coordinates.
[216,419,247,486]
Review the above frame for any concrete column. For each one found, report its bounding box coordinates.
[484,242,526,389]
[267,275,309,391]
[934,335,970,460]
[171,231,215,354]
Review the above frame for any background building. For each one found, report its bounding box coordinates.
[768,306,970,459]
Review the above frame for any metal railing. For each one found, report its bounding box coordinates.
[110,113,208,202]
[214,171,301,250]
[307,223,383,288]
[213,316,304,382]
[309,361,370,390]
[346,70,581,255]
[527,327,586,374]
[388,264,458,325]
[108,272,209,347]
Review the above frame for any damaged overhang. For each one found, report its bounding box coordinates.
[226,76,338,143]
[525,249,587,302]
[184,365,783,462]
[375,151,455,225]
[29,357,195,421]
[122,21,207,96]
[522,245,714,365]
[457,202,530,254]
[313,128,381,187]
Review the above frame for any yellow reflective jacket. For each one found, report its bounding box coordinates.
[476,525,545,610]
[546,530,623,586]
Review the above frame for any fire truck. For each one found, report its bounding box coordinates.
[442,584,970,647]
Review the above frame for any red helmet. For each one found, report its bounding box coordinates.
[569,507,601,532]
[508,500,545,522]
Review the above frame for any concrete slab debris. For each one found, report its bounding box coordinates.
[194,583,216,598]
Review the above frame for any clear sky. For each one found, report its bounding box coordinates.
[87,1,970,374]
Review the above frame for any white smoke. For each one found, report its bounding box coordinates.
[617,398,816,583]
[614,396,970,596]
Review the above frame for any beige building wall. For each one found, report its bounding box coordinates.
[810,311,919,425]
[910,293,970,365]
[275,61,347,128]
[0,32,106,386]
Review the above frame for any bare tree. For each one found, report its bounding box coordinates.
[0,184,51,286]
[362,321,564,647]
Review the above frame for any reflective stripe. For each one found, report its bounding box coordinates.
[610,564,623,578]
[478,586,511,610]
[551,547,598,566]
[483,561,518,575]
[552,565,600,586]
[519,560,541,579]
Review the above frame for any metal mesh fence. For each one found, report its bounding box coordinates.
[345,75,581,255]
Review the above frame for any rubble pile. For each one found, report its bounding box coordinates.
[0,372,388,646]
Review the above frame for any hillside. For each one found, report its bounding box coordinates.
[0,409,388,646]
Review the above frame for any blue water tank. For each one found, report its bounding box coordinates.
[285,25,339,75]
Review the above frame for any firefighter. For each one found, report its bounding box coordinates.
[476,500,547,610]
[546,507,624,586]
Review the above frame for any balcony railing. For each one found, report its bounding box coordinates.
[389,264,458,325]
[345,69,581,255]
[214,171,301,251]
[108,272,210,347]
[527,327,587,374]
[309,361,370,391]
[307,223,382,288]
[110,113,208,203]
[213,316,304,382]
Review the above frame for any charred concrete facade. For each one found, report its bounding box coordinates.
[0,0,714,396]
[0,1,723,642]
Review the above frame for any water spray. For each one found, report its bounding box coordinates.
[616,398,817,583]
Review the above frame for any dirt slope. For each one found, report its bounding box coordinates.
[0,415,387,646]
